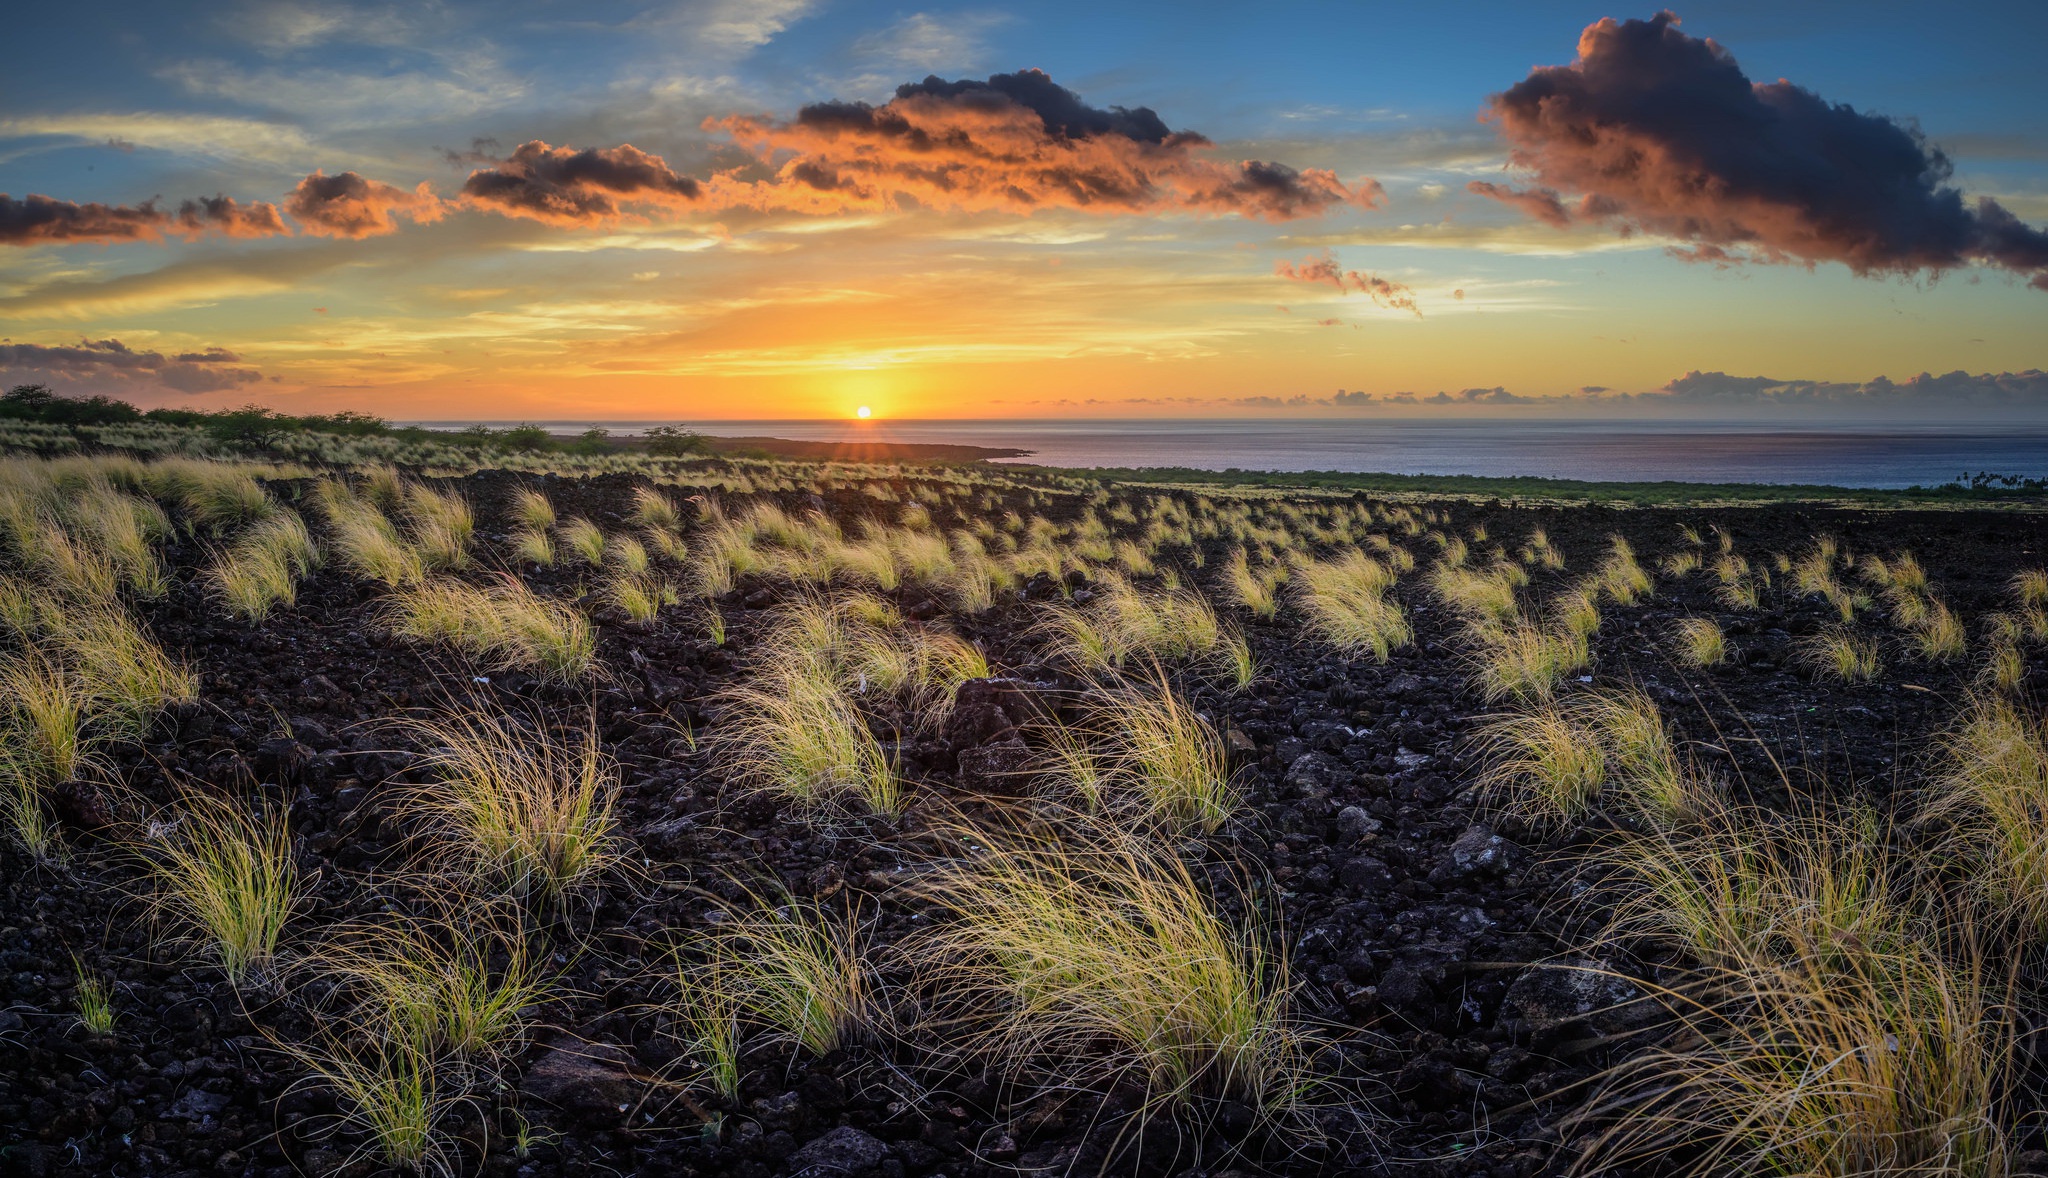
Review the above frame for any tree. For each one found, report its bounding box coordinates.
[644,424,709,457]
[570,427,612,456]
[204,404,286,448]
[1,384,144,426]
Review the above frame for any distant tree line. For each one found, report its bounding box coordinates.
[0,384,710,455]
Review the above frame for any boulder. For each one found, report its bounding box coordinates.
[519,1040,646,1122]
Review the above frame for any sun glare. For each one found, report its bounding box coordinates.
[856,405,872,419]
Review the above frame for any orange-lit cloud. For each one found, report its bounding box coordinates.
[707,69,1383,220]
[285,171,444,238]
[458,142,704,226]
[1480,12,2048,288]
[1275,251,1419,316]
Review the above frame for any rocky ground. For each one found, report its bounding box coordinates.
[3,467,2045,1178]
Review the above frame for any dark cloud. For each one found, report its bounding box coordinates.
[458,141,704,225]
[174,194,289,239]
[1656,368,2048,410]
[1479,11,2048,288]
[2,192,291,246]
[1275,251,1420,316]
[0,338,263,393]
[285,171,444,238]
[709,69,1382,220]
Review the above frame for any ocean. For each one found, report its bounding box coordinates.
[416,419,2048,490]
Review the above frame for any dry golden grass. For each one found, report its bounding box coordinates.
[1673,616,1728,667]
[1294,551,1410,662]
[143,788,297,987]
[1803,625,1882,683]
[400,710,619,902]
[384,576,598,681]
[911,817,1307,1116]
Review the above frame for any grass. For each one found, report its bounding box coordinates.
[401,710,619,902]
[511,488,556,530]
[1480,689,1703,826]
[559,517,606,566]
[669,961,744,1099]
[143,788,297,987]
[1804,625,1882,682]
[384,576,597,682]
[1294,551,1411,662]
[1465,616,1590,702]
[1055,679,1240,834]
[1674,616,1728,667]
[72,963,115,1034]
[1571,934,2010,1178]
[208,509,321,622]
[716,663,901,816]
[702,896,872,1057]
[1926,694,2048,933]
[322,492,426,587]
[404,484,474,572]
[276,1034,450,1176]
[1038,579,1227,674]
[510,528,555,567]
[1224,548,1281,620]
[912,818,1305,1115]
[1911,600,1968,662]
[313,915,549,1060]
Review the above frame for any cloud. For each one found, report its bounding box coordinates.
[1654,368,2048,410]
[707,69,1383,220]
[1479,11,2048,289]
[174,194,289,238]
[1,192,288,245]
[0,338,264,394]
[1275,251,1420,315]
[286,171,444,238]
[459,141,705,226]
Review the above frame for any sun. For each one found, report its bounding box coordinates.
[855,405,872,419]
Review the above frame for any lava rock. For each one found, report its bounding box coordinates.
[956,737,1037,793]
[519,1040,646,1123]
[788,1126,889,1176]
[1429,824,1520,883]
[1501,959,1645,1046]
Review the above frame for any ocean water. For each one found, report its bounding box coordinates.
[427,418,2048,490]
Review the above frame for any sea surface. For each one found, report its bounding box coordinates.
[413,418,2048,490]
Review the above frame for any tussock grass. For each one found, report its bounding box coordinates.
[631,486,682,531]
[144,789,296,987]
[912,818,1306,1114]
[1926,694,2048,933]
[311,915,548,1060]
[1466,616,1590,702]
[558,516,606,566]
[1674,616,1727,667]
[1048,679,1240,833]
[717,664,900,815]
[72,962,114,1034]
[701,897,873,1056]
[510,488,556,530]
[403,484,473,571]
[510,528,555,567]
[668,961,744,1099]
[321,492,426,587]
[1659,550,1702,577]
[208,509,321,621]
[1481,689,1704,826]
[1572,937,2010,1178]
[602,568,677,623]
[385,576,597,681]
[1804,625,1882,682]
[2013,569,2048,611]
[1295,551,1410,662]
[1039,579,1228,674]
[1431,561,1522,623]
[1223,548,1282,620]
[1911,599,1967,662]
[146,459,274,534]
[274,1035,450,1175]
[1595,534,1653,604]
[1580,805,2010,1178]
[401,711,619,902]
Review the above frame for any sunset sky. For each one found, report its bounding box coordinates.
[3,1,2046,421]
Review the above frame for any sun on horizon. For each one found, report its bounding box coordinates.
[856,406,873,419]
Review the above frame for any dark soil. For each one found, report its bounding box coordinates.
[4,468,2046,1178]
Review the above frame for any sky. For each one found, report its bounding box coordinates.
[3,0,2047,422]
